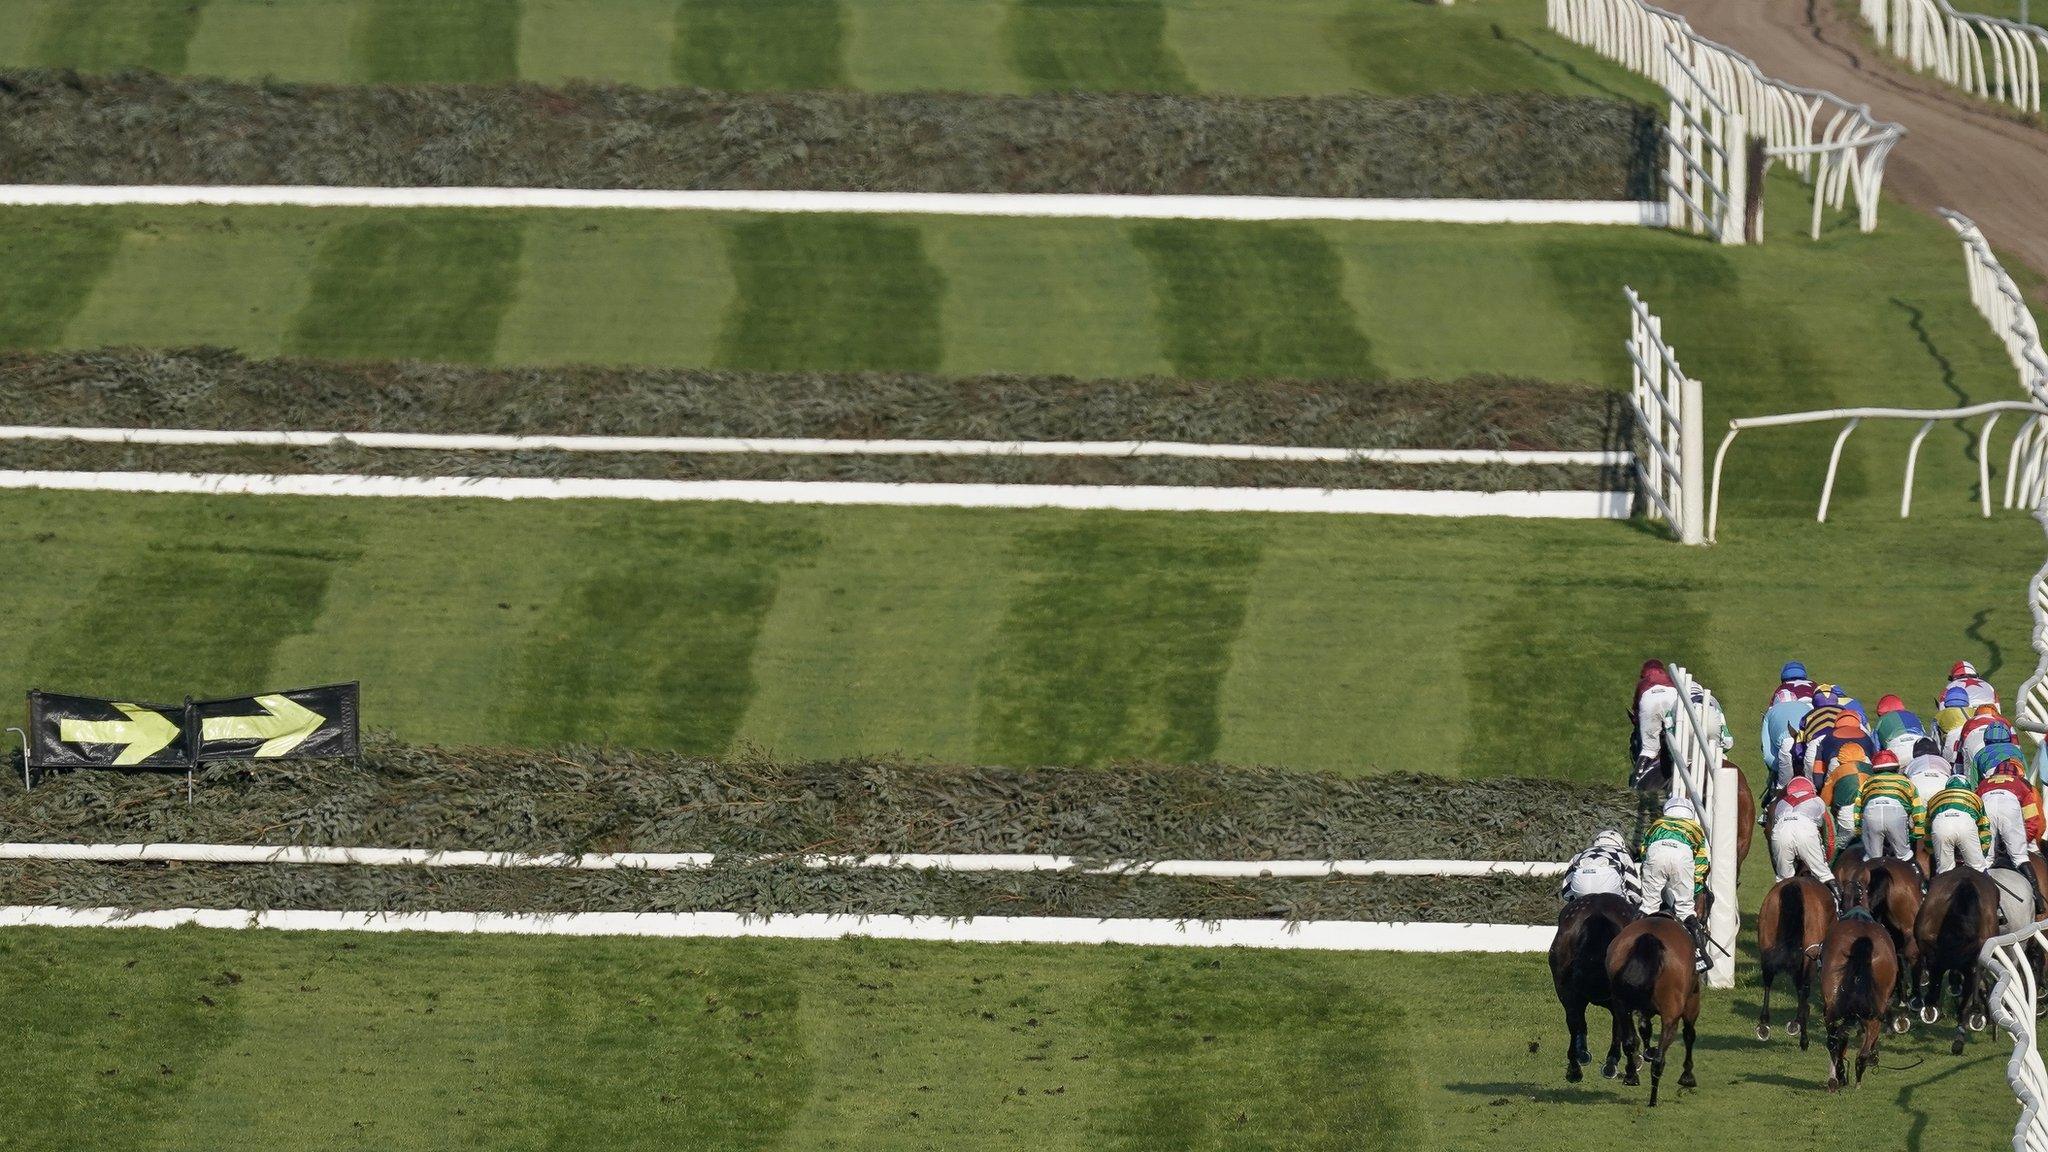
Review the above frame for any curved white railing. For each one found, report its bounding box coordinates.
[1864,0,2047,115]
[1627,287,1707,542]
[1983,914,2048,1150]
[1550,0,1905,236]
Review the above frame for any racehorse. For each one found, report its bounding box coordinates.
[1606,916,1700,1106]
[1549,893,1639,1081]
[1820,911,1900,1092]
[1913,867,1998,1053]
[1756,874,1835,1046]
[1860,856,1924,1027]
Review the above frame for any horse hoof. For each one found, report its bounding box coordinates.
[1891,1015,1912,1035]
[1601,1060,1619,1080]
[1787,1020,1802,1038]
[1826,1079,1841,1094]
[1679,1072,1697,1089]
[1970,1013,1989,1033]
[1921,1006,1940,1025]
[1953,1037,1967,1056]
[1756,1024,1771,1041]
[1566,1064,1583,1083]
[1624,1073,1640,1087]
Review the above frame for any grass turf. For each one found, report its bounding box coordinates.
[0,183,2042,776]
[0,925,2017,1150]
[0,0,1660,98]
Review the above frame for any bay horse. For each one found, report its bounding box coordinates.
[1913,867,1998,1053]
[1860,856,1923,1027]
[1606,915,1699,1106]
[1756,874,1835,1046]
[1550,893,1639,1081]
[1820,911,1900,1091]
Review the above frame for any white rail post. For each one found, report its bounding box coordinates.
[1680,375,1706,544]
[1708,758,1739,989]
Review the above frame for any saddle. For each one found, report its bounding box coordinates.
[1839,906,1878,924]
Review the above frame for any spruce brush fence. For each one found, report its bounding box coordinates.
[0,72,1662,201]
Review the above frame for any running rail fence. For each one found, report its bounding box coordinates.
[1864,0,2047,115]
[1983,915,2048,1151]
[1665,662,1738,989]
[1550,0,1904,237]
[1627,287,1706,543]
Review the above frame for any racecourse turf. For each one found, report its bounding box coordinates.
[0,180,2042,777]
[0,0,1661,98]
[0,925,2017,1151]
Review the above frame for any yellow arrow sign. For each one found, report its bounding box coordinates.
[200,694,324,758]
[59,703,182,765]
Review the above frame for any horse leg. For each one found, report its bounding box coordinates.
[1757,968,1775,1041]
[1564,996,1588,1082]
[1920,959,1943,1025]
[1602,1006,1623,1079]
[1795,963,1815,1050]
[1678,1016,1698,1089]
[1856,1016,1882,1086]
[1648,1012,1676,1107]
[1955,966,1979,1055]
[1620,1010,1642,1087]
[1826,1023,1846,1093]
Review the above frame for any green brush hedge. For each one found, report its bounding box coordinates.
[0,71,1660,199]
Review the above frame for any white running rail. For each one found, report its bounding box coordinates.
[1666,662,1738,989]
[1663,47,1751,244]
[1626,287,1706,543]
[1550,0,1904,236]
[1982,914,2048,1151]
[0,842,1569,877]
[0,425,1625,468]
[1864,0,2047,115]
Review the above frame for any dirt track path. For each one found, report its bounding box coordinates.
[1655,0,2048,288]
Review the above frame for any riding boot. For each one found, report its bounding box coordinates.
[1631,755,1660,790]
[1825,879,1844,914]
[1683,914,1711,973]
[2026,859,2046,920]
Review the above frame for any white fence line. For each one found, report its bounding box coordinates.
[0,470,1634,520]
[0,905,1559,952]
[0,185,1670,226]
[1550,0,1903,236]
[1663,47,1750,244]
[2020,508,2048,785]
[1863,0,2047,115]
[0,425,1627,468]
[1666,662,1738,989]
[1982,913,2048,1151]
[0,842,1568,877]
[1625,287,1706,543]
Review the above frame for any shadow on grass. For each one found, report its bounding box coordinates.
[1442,1080,1634,1105]
[1896,1052,1999,1152]
[1494,26,1638,102]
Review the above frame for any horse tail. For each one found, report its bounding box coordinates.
[1838,935,1883,1019]
[1613,931,1664,1006]
[1763,886,1807,979]
[1865,864,1891,913]
[1942,875,1986,955]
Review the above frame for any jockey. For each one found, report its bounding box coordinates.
[1946,661,1999,710]
[1935,687,1973,762]
[1959,706,2012,776]
[1818,684,1870,730]
[1561,830,1640,902]
[1773,660,1818,704]
[1821,743,1871,854]
[1640,795,1711,970]
[1808,714,1878,783]
[1769,777,1839,904]
[1980,757,2046,914]
[1793,694,1848,775]
[1907,739,1953,808]
[1858,751,1924,866]
[1631,660,1679,787]
[1928,774,1992,874]
[1972,721,2027,786]
[1761,687,1815,797]
[1873,695,1929,762]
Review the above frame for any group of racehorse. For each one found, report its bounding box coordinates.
[1550,685,2047,1105]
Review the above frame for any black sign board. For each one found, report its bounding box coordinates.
[190,683,359,763]
[28,691,190,770]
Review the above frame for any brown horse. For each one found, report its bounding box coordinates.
[1756,874,1835,1046]
[1913,867,1999,1054]
[1820,912,1900,1091]
[1550,894,1639,1081]
[1727,761,1755,865]
[1860,856,1924,1027]
[1606,916,1700,1106]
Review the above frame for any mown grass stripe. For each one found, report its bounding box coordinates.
[517,0,676,86]
[185,0,356,83]
[28,501,357,701]
[0,212,125,351]
[510,507,821,752]
[1131,221,1379,380]
[716,216,944,373]
[1005,0,1193,92]
[31,0,210,72]
[843,0,1022,93]
[1165,0,1354,95]
[972,516,1261,766]
[675,0,849,90]
[287,214,524,363]
[60,219,321,358]
[351,0,519,83]
[495,213,733,368]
